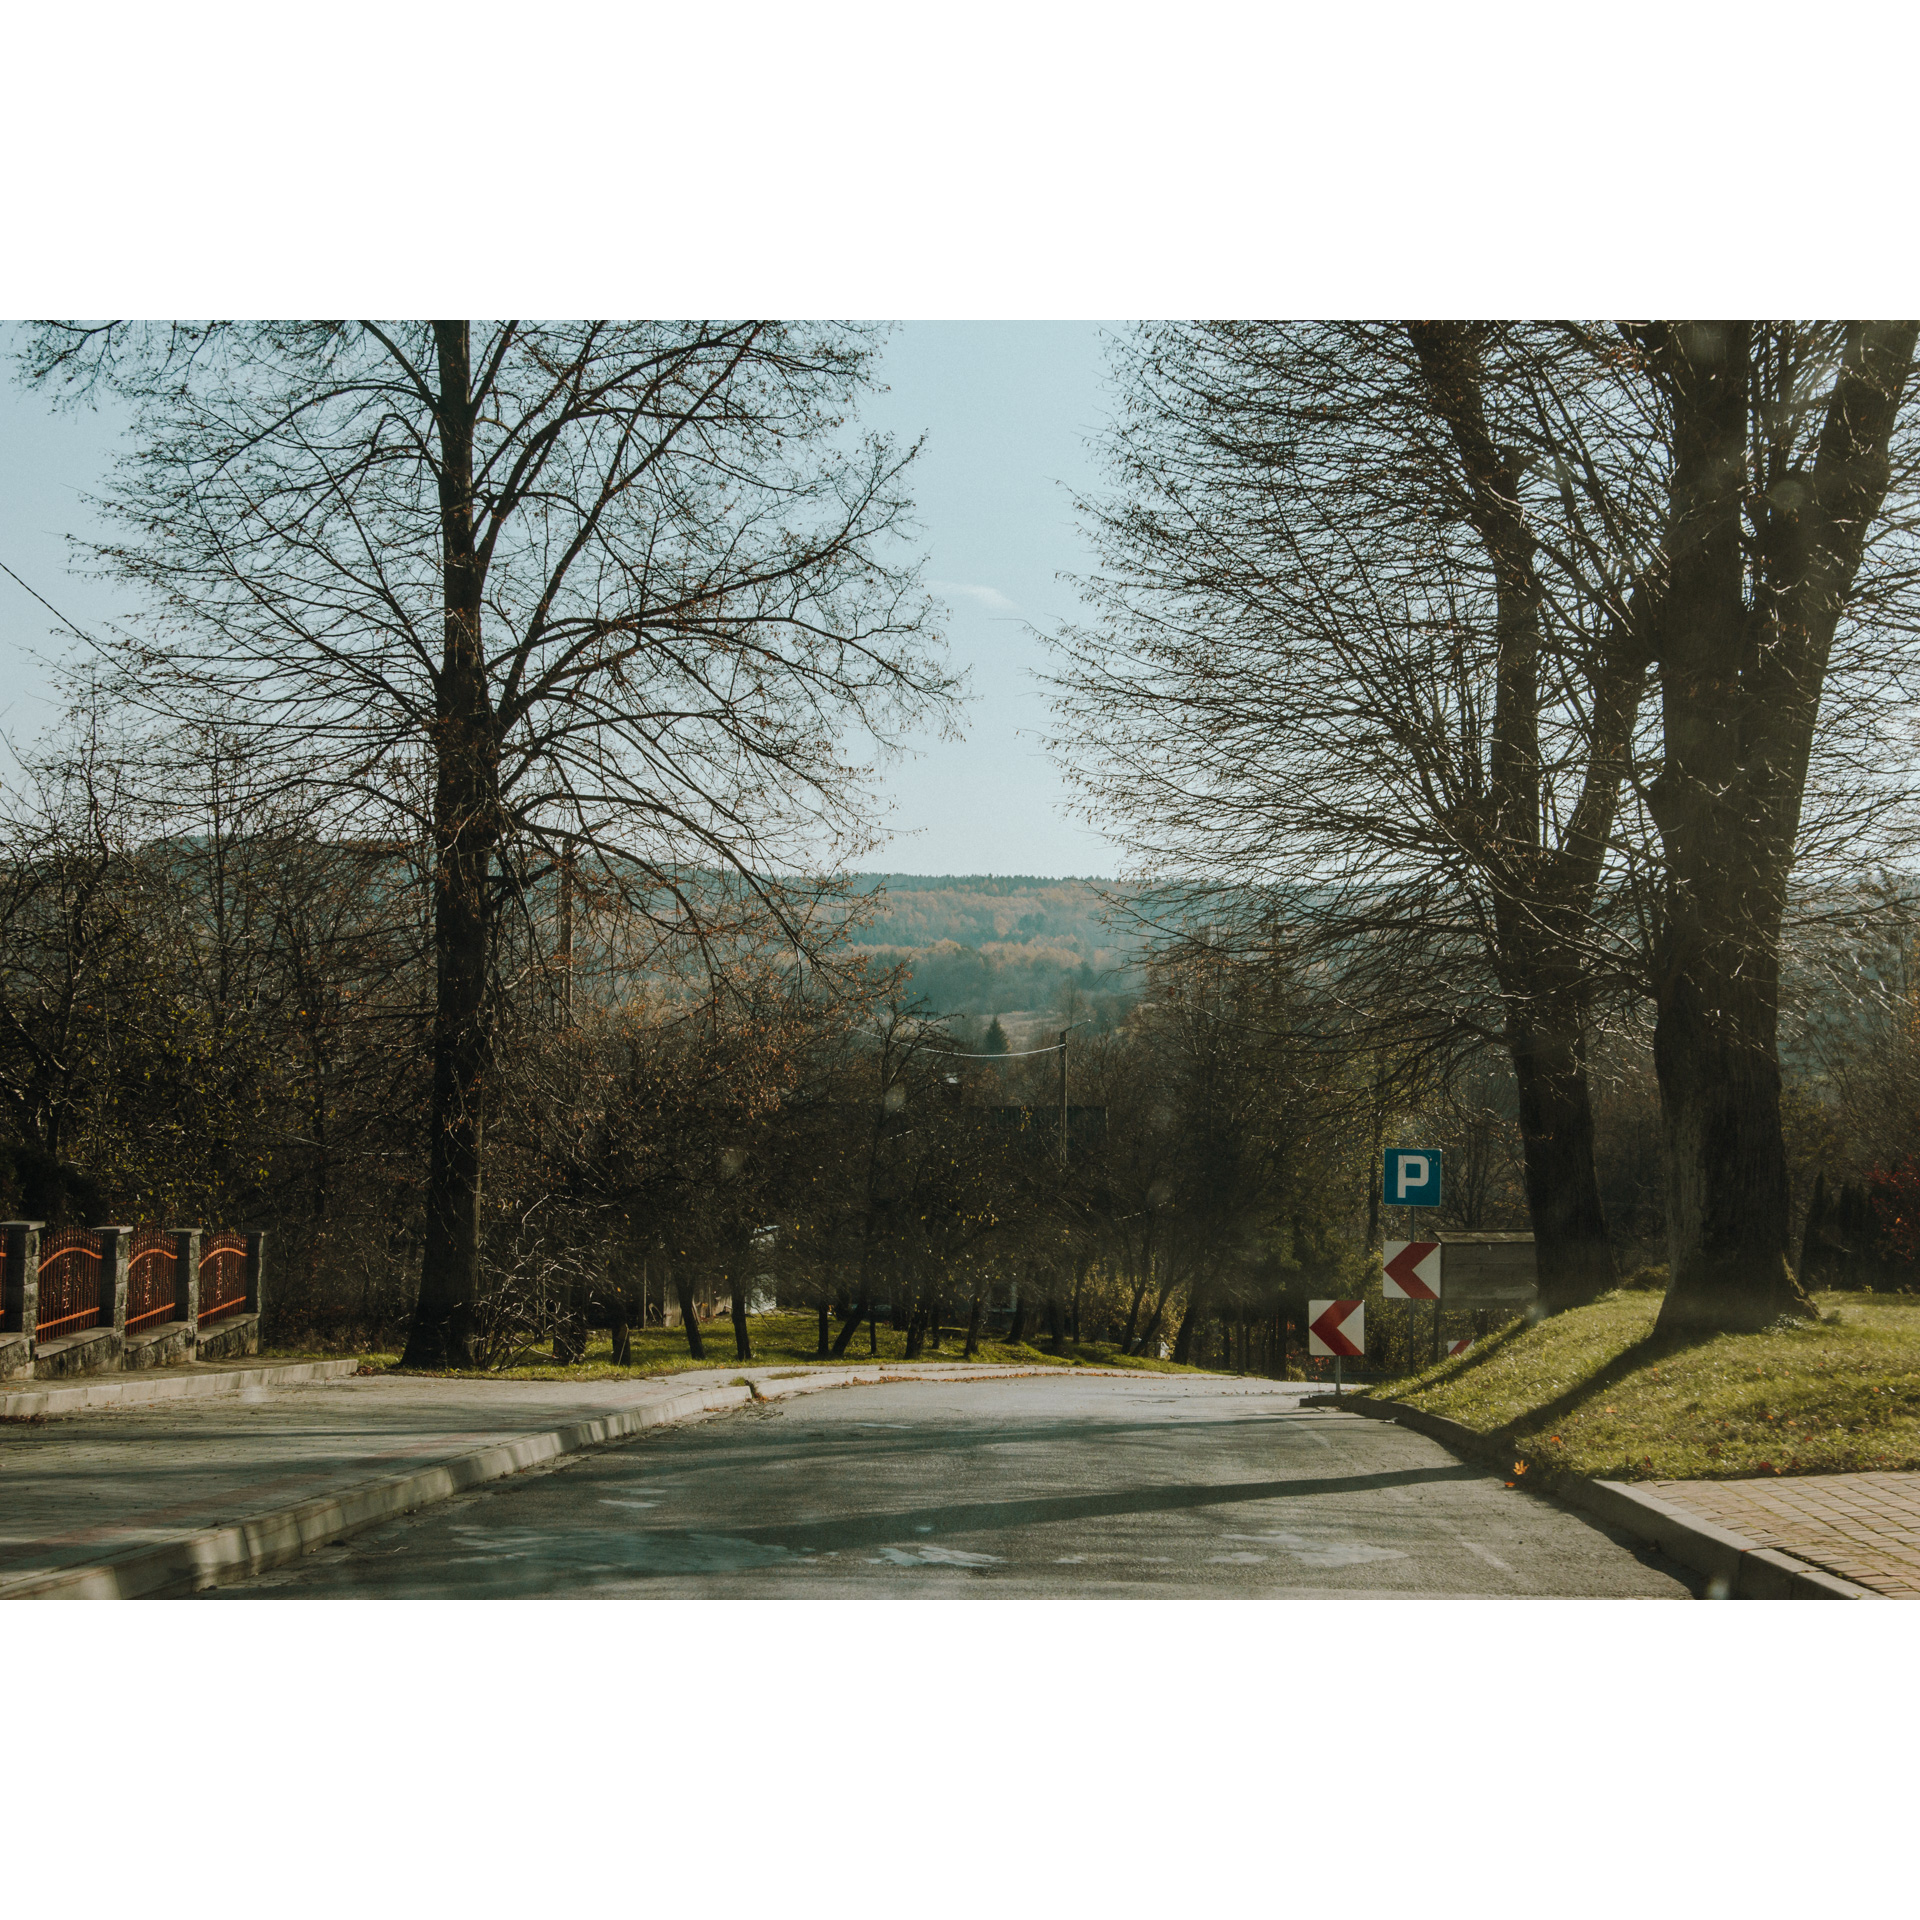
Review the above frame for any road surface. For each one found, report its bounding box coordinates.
[211,1372,1697,1598]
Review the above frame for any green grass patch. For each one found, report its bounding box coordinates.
[1358,1288,1920,1481]
[369,1312,1206,1383]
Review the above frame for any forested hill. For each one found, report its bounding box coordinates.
[840,874,1146,1019]
[845,875,1132,956]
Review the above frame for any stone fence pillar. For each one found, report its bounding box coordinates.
[244,1231,266,1319]
[172,1228,202,1334]
[1,1221,42,1338]
[95,1227,132,1341]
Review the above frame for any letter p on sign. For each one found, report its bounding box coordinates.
[1385,1147,1441,1208]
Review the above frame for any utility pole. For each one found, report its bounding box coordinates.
[1058,1018,1091,1168]
[558,849,575,1025]
[1058,1028,1069,1168]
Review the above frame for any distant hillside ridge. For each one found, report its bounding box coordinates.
[844,874,1140,960]
[840,873,1146,1017]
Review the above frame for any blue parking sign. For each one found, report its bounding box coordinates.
[1384,1147,1441,1209]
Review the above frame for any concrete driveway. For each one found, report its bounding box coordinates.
[211,1371,1698,1598]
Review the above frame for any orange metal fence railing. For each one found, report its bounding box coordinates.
[126,1229,179,1330]
[36,1227,104,1337]
[198,1235,248,1325]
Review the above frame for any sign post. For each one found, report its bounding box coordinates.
[1382,1148,1443,1361]
[1308,1298,1364,1394]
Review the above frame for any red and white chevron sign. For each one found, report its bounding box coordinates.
[1447,1337,1473,1357]
[1307,1298,1364,1359]
[1382,1239,1441,1301]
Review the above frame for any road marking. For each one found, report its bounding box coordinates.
[1224,1530,1409,1569]
[1458,1539,1515,1574]
[873,1544,1003,1567]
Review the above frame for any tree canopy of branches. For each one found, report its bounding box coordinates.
[1052,320,1920,1332]
[21,321,957,1365]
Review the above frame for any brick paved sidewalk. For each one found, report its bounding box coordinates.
[1651,1472,1920,1598]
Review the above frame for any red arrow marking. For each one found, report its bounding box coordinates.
[1309,1299,1363,1358]
[1384,1241,1440,1300]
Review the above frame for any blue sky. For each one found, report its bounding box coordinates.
[0,353,124,743]
[0,321,1126,879]
[856,321,1120,876]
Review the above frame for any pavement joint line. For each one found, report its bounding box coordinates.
[1305,1391,1880,1601]
[0,1362,1247,1600]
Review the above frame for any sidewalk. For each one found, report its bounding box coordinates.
[1650,1471,1920,1599]
[0,1359,1101,1598]
[0,1354,361,1419]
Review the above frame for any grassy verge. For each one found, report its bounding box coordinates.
[1355,1288,1920,1482]
[357,1312,1206,1383]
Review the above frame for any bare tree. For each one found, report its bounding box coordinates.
[1639,321,1920,1331]
[1054,321,1920,1332]
[20,321,956,1365]
[1050,323,1662,1311]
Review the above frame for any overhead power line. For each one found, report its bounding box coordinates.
[946,1043,1066,1059]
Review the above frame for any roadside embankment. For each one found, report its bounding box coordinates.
[1310,1286,1920,1598]
[1349,1287,1920,1483]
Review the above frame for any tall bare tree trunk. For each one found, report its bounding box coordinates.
[1505,987,1617,1311]
[673,1263,706,1359]
[406,321,499,1370]
[830,1286,869,1358]
[730,1269,753,1361]
[1005,1277,1029,1346]
[1171,1279,1206,1364]
[1412,322,1631,1314]
[1647,322,1803,1330]
[1648,320,1919,1332]
[609,1269,632,1367]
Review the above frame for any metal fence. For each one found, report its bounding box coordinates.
[36,1227,104,1337]
[199,1233,249,1325]
[126,1228,180,1330]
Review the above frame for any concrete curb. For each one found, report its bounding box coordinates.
[1304,1392,1877,1600]
[1,1356,362,1421]
[0,1359,1190,1600]
[0,1375,758,1599]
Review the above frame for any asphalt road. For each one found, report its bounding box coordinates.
[210,1373,1698,1598]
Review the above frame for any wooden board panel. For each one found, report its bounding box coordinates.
[1436,1234,1538,1306]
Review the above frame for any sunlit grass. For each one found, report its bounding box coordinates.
[1361,1289,1920,1481]
[359,1311,1205,1382]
